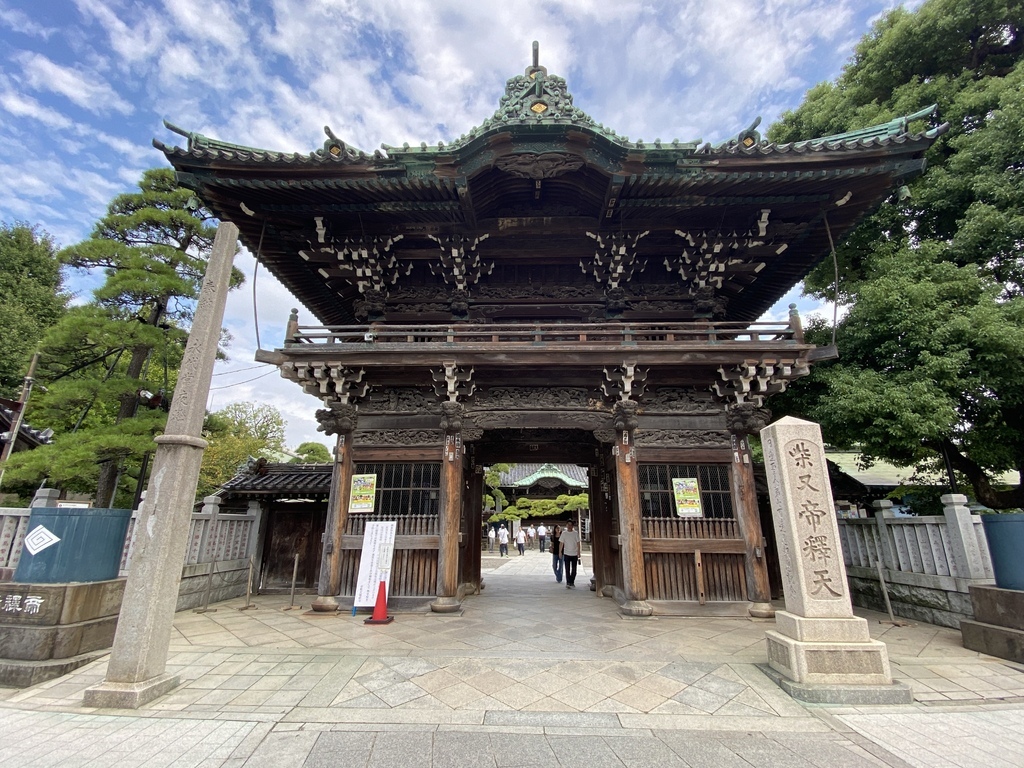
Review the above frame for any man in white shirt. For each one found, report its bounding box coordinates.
[559,520,582,588]
[527,524,536,549]
[536,523,547,553]
[515,526,527,556]
[497,524,510,557]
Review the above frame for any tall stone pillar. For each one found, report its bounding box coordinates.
[613,400,652,616]
[760,416,910,703]
[727,404,774,618]
[432,401,464,613]
[84,221,239,709]
[312,403,357,612]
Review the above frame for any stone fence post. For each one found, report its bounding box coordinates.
[872,500,898,570]
[941,494,989,580]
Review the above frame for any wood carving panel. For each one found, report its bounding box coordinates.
[354,430,442,446]
[641,388,720,413]
[635,429,730,447]
[476,387,595,409]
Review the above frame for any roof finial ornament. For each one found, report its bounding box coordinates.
[526,40,547,80]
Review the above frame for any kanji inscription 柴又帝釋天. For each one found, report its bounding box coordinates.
[785,438,843,601]
[761,417,853,619]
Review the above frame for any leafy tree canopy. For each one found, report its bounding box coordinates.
[487,492,589,522]
[769,0,1024,508]
[0,223,67,397]
[290,441,332,463]
[197,402,288,498]
[1,169,243,507]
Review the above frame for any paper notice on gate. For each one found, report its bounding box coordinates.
[349,474,377,513]
[353,521,397,607]
[672,477,703,518]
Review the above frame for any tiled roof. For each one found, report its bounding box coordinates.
[498,463,588,488]
[219,463,331,498]
[0,398,53,451]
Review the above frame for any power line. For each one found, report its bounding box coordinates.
[212,363,271,377]
[208,369,277,391]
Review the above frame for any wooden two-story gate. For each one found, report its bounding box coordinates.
[158,44,944,617]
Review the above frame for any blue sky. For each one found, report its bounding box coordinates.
[0,0,917,447]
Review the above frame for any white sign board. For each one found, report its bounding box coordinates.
[353,521,397,607]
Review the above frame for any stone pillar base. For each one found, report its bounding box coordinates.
[749,602,776,619]
[759,664,912,705]
[83,672,180,709]
[766,611,893,688]
[619,600,654,617]
[430,596,461,614]
[310,595,340,613]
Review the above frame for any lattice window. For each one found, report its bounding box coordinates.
[638,464,734,519]
[354,463,441,516]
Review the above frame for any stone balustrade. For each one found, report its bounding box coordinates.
[837,496,995,628]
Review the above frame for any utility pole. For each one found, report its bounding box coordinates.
[0,352,40,490]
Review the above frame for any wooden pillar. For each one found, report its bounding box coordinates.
[730,433,774,617]
[312,404,357,612]
[613,400,653,616]
[432,402,463,613]
[587,449,614,595]
[726,404,774,618]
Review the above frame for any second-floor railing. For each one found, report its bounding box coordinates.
[286,320,801,347]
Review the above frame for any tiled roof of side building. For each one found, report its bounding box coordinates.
[219,462,332,498]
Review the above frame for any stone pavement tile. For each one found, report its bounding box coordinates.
[549,683,607,711]
[484,710,621,730]
[491,733,558,767]
[303,730,376,768]
[239,729,319,767]
[432,731,495,768]
[602,733,689,768]
[546,734,627,768]
[376,680,429,707]
[581,671,631,697]
[364,731,433,768]
[433,682,486,708]
[610,684,668,713]
[491,682,546,709]
[671,685,729,713]
[522,671,572,695]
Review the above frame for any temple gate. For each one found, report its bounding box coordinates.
[157,44,944,618]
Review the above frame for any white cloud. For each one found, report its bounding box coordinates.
[15,51,134,115]
[0,6,57,39]
[0,88,73,129]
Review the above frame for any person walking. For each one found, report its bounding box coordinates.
[549,524,563,583]
[536,523,547,553]
[487,525,495,553]
[527,524,536,550]
[515,526,527,556]
[497,524,510,557]
[560,520,581,589]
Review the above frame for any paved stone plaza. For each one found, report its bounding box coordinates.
[2,550,1023,766]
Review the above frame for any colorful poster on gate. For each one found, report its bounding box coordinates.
[349,474,377,514]
[672,477,702,518]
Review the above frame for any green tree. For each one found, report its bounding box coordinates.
[769,0,1024,508]
[2,169,243,506]
[290,441,332,463]
[196,402,288,498]
[0,224,67,397]
[483,463,513,518]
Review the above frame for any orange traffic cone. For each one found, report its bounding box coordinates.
[364,580,394,624]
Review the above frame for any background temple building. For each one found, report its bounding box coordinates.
[160,44,944,617]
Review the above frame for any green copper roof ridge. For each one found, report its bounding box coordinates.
[510,462,588,488]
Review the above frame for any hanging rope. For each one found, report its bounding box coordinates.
[823,211,840,349]
[252,218,267,350]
